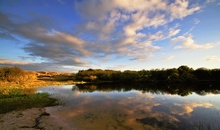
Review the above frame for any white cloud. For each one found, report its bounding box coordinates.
[206,56,219,61]
[74,0,201,61]
[162,56,175,61]
[183,19,200,36]
[0,59,31,65]
[124,12,167,37]
[0,58,84,72]
[148,31,164,41]
[194,18,200,25]
[76,0,200,39]
[0,0,203,71]
[130,54,153,61]
[169,0,200,20]
[171,35,213,50]
[168,28,181,37]
[147,26,180,41]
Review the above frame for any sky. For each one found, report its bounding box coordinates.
[0,0,220,72]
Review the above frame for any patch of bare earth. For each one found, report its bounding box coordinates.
[0,108,72,130]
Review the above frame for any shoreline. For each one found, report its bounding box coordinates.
[0,107,73,130]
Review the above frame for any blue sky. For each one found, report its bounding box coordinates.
[0,0,220,72]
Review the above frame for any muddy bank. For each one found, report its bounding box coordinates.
[0,107,73,130]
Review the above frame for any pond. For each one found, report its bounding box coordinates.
[38,83,220,130]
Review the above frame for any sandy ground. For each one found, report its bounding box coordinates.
[0,107,73,130]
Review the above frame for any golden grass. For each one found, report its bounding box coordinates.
[0,80,72,90]
[0,79,87,91]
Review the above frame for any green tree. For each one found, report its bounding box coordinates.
[167,68,179,81]
[194,68,210,81]
[177,65,195,81]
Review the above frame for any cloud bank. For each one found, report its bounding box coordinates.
[0,0,216,71]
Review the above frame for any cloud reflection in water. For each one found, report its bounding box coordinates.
[38,84,220,130]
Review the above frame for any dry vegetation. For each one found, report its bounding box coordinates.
[0,67,68,114]
[0,66,74,90]
[36,71,73,81]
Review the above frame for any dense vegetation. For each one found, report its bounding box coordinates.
[75,65,220,83]
[1,66,219,84]
[0,66,36,84]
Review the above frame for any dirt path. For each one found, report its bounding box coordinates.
[0,107,72,130]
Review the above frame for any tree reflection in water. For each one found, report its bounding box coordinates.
[75,82,220,96]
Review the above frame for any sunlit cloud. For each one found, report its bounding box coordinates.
[162,56,175,61]
[0,59,31,65]
[1,0,219,71]
[205,55,219,61]
[168,28,181,38]
[169,0,200,19]
[171,35,213,50]
[0,58,81,72]
[0,13,90,71]
[74,0,201,62]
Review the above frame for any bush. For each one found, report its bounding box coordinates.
[0,66,37,84]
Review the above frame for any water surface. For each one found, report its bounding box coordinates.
[38,83,220,130]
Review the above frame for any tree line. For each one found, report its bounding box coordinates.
[75,65,220,83]
[1,66,219,84]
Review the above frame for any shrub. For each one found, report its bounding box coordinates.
[0,66,37,84]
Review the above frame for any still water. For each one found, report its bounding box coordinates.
[38,83,220,130]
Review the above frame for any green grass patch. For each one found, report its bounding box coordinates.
[0,89,58,114]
